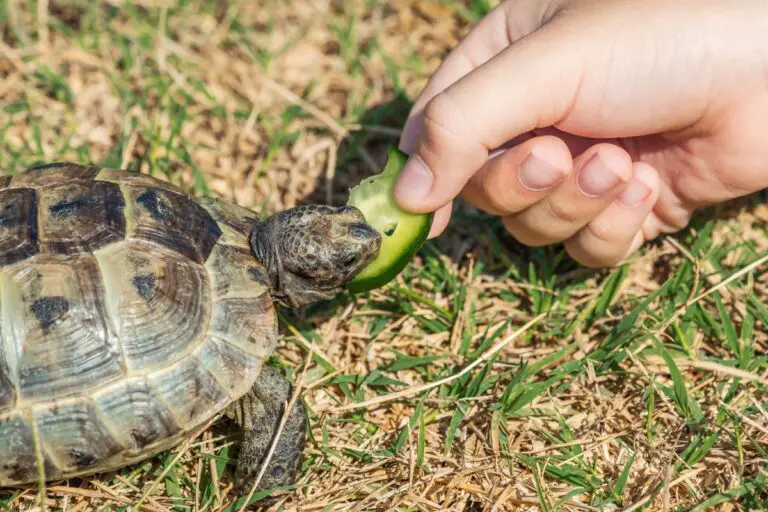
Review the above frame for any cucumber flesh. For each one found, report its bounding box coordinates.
[346,147,432,294]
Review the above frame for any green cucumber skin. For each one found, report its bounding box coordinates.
[346,211,433,294]
[345,146,432,294]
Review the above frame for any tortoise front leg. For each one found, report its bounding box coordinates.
[226,366,307,494]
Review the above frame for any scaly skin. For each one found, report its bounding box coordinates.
[225,366,307,494]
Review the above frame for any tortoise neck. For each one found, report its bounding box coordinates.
[249,220,283,296]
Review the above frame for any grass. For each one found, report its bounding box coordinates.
[1,0,767,510]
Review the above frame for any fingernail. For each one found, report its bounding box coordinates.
[394,156,433,203]
[577,154,624,197]
[618,178,651,208]
[518,152,563,191]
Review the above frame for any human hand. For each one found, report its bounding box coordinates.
[394,0,768,267]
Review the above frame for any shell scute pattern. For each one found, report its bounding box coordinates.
[3,253,124,404]
[193,336,264,399]
[147,356,231,431]
[0,413,39,485]
[0,164,277,485]
[10,163,101,188]
[206,242,271,299]
[34,400,123,476]
[0,163,113,267]
[122,185,223,264]
[198,196,260,250]
[0,348,14,412]
[205,244,275,358]
[37,180,126,255]
[209,297,276,357]
[91,378,180,454]
[93,240,211,373]
[95,168,186,195]
[0,188,39,266]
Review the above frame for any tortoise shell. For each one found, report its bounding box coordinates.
[0,163,276,485]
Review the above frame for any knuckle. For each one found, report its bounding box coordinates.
[422,91,467,143]
[563,239,607,268]
[543,195,583,224]
[564,223,630,268]
[661,210,692,232]
[583,218,616,245]
[502,216,553,247]
[481,183,520,216]
[567,246,617,269]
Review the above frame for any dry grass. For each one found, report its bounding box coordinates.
[1,0,767,511]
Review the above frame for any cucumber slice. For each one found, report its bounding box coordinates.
[346,146,433,294]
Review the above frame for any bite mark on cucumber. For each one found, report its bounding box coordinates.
[346,146,433,294]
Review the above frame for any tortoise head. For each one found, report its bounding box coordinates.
[250,204,381,307]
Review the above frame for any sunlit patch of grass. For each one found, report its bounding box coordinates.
[1,0,767,511]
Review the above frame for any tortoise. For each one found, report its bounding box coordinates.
[0,162,381,494]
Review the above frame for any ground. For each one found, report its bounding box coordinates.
[1,0,767,511]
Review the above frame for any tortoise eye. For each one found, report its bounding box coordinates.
[347,223,376,239]
[270,465,286,480]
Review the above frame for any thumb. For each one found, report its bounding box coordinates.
[393,19,584,214]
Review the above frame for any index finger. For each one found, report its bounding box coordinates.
[394,17,584,215]
[399,0,546,154]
